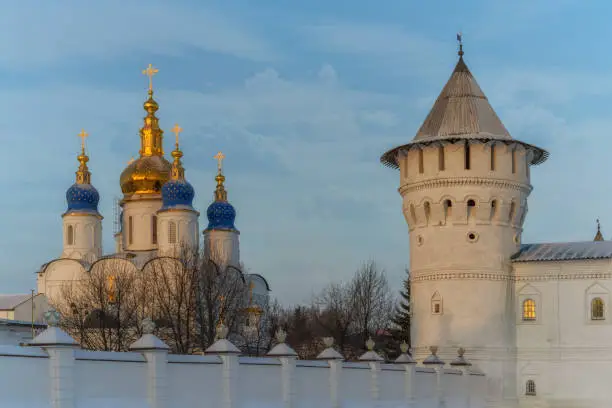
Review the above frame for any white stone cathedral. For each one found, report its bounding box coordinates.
[381,43,612,407]
[36,67,269,309]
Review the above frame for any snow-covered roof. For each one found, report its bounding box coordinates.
[512,241,612,263]
[0,294,34,311]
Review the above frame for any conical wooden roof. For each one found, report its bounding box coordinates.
[414,56,511,141]
[380,51,548,169]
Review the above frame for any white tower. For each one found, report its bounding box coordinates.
[157,124,199,255]
[380,43,547,406]
[203,152,240,268]
[118,65,171,252]
[62,130,103,262]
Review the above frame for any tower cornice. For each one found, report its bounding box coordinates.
[399,176,532,196]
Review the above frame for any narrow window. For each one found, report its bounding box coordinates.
[152,215,158,245]
[490,200,498,220]
[168,221,177,244]
[509,202,516,224]
[424,202,431,224]
[402,153,409,179]
[431,292,442,315]
[438,145,445,171]
[467,199,476,219]
[591,297,605,320]
[526,160,530,178]
[409,204,417,225]
[444,199,453,220]
[418,149,424,174]
[128,216,133,245]
[522,299,536,321]
[66,225,74,245]
[490,144,496,171]
[464,142,471,170]
[525,380,536,396]
[511,150,516,174]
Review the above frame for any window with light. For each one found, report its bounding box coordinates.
[522,299,536,321]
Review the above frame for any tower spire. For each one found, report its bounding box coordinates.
[170,124,185,181]
[457,32,464,58]
[76,129,91,184]
[595,219,604,241]
[213,151,228,202]
[139,64,164,157]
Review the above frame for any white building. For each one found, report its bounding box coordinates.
[35,68,269,312]
[381,43,612,407]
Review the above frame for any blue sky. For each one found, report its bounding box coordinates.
[0,0,610,304]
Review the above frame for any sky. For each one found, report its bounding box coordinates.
[0,0,611,305]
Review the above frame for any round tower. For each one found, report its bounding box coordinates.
[381,44,547,406]
[203,152,240,268]
[62,130,103,262]
[118,64,171,252]
[156,124,199,255]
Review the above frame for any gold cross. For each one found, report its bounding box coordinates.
[214,151,225,174]
[78,129,88,152]
[142,64,159,91]
[171,124,183,147]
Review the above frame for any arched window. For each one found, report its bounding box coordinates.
[168,221,177,244]
[522,299,536,321]
[438,145,445,171]
[152,215,158,245]
[490,144,496,171]
[418,149,424,174]
[525,380,536,396]
[128,216,133,245]
[490,200,498,220]
[424,202,431,224]
[467,199,476,219]
[444,199,453,221]
[66,225,74,245]
[464,142,471,170]
[591,297,605,320]
[509,202,516,224]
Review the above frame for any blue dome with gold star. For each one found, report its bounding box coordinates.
[161,179,195,210]
[66,183,100,214]
[207,200,236,230]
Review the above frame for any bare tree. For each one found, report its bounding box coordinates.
[195,257,247,351]
[352,260,394,343]
[312,282,356,354]
[142,245,201,354]
[53,258,141,351]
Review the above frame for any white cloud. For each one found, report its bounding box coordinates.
[0,1,277,66]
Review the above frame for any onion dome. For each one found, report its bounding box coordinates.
[380,36,548,169]
[65,130,100,216]
[119,64,171,197]
[160,124,196,211]
[206,152,237,231]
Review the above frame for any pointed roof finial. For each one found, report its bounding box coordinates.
[213,151,228,202]
[595,218,604,241]
[457,32,464,57]
[76,129,91,184]
[169,123,185,181]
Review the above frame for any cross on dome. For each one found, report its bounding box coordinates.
[171,124,183,148]
[78,129,88,152]
[214,151,225,174]
[142,63,159,92]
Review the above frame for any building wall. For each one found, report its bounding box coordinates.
[513,259,612,406]
[37,259,87,303]
[121,198,163,251]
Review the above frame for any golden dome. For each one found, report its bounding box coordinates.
[120,155,171,196]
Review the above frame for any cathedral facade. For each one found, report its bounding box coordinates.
[36,66,269,311]
[382,44,612,407]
